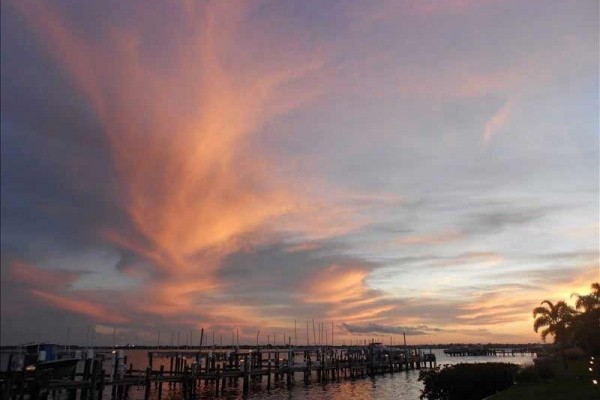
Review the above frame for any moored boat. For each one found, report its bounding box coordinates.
[23,344,79,379]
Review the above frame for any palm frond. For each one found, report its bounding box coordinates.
[533,316,550,332]
[532,306,550,317]
[540,327,552,342]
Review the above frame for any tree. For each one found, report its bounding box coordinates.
[533,300,574,368]
[570,282,600,355]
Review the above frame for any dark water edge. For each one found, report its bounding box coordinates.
[0,349,534,400]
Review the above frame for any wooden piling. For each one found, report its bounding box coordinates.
[158,365,164,400]
[143,366,151,400]
[242,355,249,398]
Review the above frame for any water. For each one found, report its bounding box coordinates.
[0,348,534,399]
[106,348,534,400]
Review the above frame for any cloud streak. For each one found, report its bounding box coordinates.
[341,322,442,336]
[483,100,513,145]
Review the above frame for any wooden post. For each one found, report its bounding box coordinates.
[158,365,164,400]
[80,358,91,400]
[5,357,14,400]
[89,359,99,400]
[98,369,106,400]
[221,361,226,393]
[267,360,272,390]
[214,364,220,397]
[242,355,249,398]
[143,367,151,400]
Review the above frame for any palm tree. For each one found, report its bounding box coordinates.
[533,300,574,368]
[570,282,600,355]
[571,283,599,313]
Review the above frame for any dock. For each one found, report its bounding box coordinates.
[0,345,436,399]
[443,346,539,357]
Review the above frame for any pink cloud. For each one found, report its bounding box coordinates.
[9,261,79,289]
[29,289,129,324]
[483,100,513,145]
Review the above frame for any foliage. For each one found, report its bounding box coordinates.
[514,365,540,384]
[419,362,519,400]
[563,347,586,360]
[532,282,600,370]
[488,359,599,400]
[533,356,556,379]
[570,283,600,355]
[532,300,574,345]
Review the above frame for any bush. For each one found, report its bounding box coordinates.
[419,362,519,400]
[563,347,586,360]
[533,357,556,379]
[515,365,539,384]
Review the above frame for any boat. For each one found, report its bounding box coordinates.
[23,344,79,379]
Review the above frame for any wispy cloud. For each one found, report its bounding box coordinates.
[2,0,597,345]
[341,322,442,336]
[483,100,513,145]
[395,231,465,246]
[30,290,129,324]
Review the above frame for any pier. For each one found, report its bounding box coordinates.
[443,346,538,357]
[0,345,436,399]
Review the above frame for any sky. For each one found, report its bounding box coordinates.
[1,0,598,346]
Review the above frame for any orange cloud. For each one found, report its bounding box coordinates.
[483,100,513,145]
[303,264,370,303]
[30,289,129,324]
[13,1,330,285]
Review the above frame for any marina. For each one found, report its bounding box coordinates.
[0,343,438,399]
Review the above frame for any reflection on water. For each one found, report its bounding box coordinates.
[0,348,533,399]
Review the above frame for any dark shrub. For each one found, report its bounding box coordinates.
[419,362,519,400]
[515,365,539,384]
[533,357,556,379]
[564,347,586,360]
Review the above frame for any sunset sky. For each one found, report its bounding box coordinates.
[1,0,598,346]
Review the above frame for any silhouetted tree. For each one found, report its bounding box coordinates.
[570,282,600,355]
[533,300,574,368]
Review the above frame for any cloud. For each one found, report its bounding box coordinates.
[8,261,80,289]
[29,290,129,324]
[8,0,381,328]
[2,0,597,346]
[395,231,465,246]
[341,322,442,335]
[463,205,551,234]
[12,0,329,280]
[483,100,513,145]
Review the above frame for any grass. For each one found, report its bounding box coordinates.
[488,359,599,400]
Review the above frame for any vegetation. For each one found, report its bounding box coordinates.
[532,282,600,361]
[419,362,519,400]
[570,283,600,356]
[489,358,599,400]
[488,282,600,399]
[532,300,574,368]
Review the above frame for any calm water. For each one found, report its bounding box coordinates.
[110,348,534,400]
[0,348,534,399]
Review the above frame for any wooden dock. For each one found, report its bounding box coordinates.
[443,346,538,357]
[0,345,436,399]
